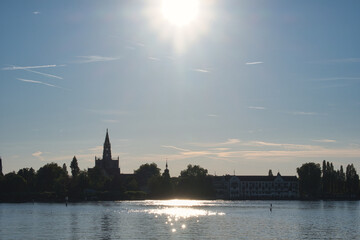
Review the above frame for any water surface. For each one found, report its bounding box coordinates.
[0,200,359,239]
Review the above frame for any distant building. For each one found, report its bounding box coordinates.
[212,172,299,200]
[90,129,120,177]
[0,156,2,176]
[162,160,170,178]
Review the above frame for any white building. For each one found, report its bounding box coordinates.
[212,173,299,200]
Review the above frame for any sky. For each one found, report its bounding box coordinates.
[1,0,360,177]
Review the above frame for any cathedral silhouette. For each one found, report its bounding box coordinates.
[90,129,120,177]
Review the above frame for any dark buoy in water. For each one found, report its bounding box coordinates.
[270,203,272,212]
[65,196,68,207]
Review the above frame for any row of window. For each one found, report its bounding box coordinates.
[230,191,298,196]
[230,182,297,188]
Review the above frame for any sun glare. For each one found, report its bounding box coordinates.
[145,0,213,53]
[161,0,199,27]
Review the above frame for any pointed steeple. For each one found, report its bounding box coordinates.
[103,129,112,160]
[163,158,170,178]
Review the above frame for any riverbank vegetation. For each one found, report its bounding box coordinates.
[0,157,214,202]
[297,160,359,199]
[0,158,359,202]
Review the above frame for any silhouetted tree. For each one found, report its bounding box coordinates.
[17,168,36,192]
[346,164,359,197]
[180,164,208,178]
[68,170,90,200]
[148,175,163,197]
[88,166,109,190]
[322,160,329,195]
[0,174,4,192]
[297,162,321,199]
[0,157,3,176]
[36,163,67,193]
[338,165,346,194]
[320,160,352,197]
[134,163,161,188]
[147,168,174,198]
[125,176,139,191]
[62,163,68,176]
[176,164,213,199]
[77,170,90,190]
[70,156,80,178]
[2,172,27,193]
[161,167,173,197]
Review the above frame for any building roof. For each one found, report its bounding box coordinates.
[236,175,298,182]
[211,175,298,182]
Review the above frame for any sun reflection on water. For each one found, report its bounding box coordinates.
[142,199,225,219]
[146,199,205,207]
[127,200,225,234]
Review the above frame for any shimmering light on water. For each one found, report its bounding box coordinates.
[0,200,359,239]
[145,199,208,207]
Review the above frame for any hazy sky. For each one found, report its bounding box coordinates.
[1,0,360,176]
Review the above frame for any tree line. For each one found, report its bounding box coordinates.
[1,158,359,202]
[297,160,360,199]
[0,157,214,202]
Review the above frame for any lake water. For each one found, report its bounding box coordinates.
[0,200,359,239]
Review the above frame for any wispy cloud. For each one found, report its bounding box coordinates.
[240,148,360,160]
[148,56,160,61]
[221,139,241,145]
[190,139,241,148]
[246,62,263,65]
[2,64,58,70]
[312,139,337,143]
[22,68,63,79]
[76,56,121,63]
[247,141,320,150]
[159,139,360,164]
[88,146,103,152]
[162,145,190,152]
[32,151,44,161]
[16,78,67,90]
[248,106,265,110]
[290,111,318,116]
[33,11,40,15]
[3,64,64,79]
[194,68,209,73]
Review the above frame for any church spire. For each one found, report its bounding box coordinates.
[103,129,112,160]
[163,158,170,178]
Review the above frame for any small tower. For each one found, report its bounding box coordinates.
[162,159,170,178]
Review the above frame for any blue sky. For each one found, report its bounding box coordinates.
[1,0,360,176]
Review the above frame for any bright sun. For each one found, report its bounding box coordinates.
[161,0,199,27]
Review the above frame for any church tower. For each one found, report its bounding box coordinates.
[103,129,112,161]
[92,129,120,176]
